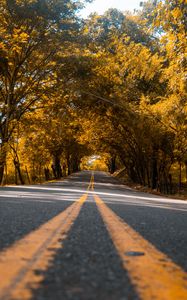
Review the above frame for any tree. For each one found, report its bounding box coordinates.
[0,0,91,183]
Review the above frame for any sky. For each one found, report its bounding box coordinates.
[80,0,141,18]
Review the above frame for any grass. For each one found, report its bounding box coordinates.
[114,167,187,200]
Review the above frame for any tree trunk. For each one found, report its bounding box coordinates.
[13,159,25,185]
[66,153,71,175]
[151,148,158,189]
[39,163,42,184]
[44,168,50,181]
[151,158,158,189]
[178,161,182,193]
[0,146,7,185]
[25,167,31,184]
[146,164,151,187]
[53,156,62,179]
[129,163,139,183]
[169,173,172,194]
[110,156,116,174]
[72,160,78,172]
[0,163,5,185]
[15,166,18,185]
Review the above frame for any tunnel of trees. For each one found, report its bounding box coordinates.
[0,0,186,194]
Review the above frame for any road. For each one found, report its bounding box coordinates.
[0,171,187,300]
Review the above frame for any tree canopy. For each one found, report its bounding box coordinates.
[0,0,186,194]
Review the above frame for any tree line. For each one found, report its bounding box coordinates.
[0,0,186,193]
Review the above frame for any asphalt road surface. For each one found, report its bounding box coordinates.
[0,171,187,300]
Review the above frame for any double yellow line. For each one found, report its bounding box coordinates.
[0,173,186,300]
[87,171,94,191]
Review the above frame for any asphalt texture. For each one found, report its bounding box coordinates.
[0,170,187,299]
[93,172,187,272]
[0,181,83,251]
[32,197,138,300]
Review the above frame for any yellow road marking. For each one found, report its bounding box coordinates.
[87,172,94,191]
[91,172,94,190]
[0,193,87,300]
[87,182,91,191]
[94,195,187,300]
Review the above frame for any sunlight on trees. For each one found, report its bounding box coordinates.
[0,0,186,195]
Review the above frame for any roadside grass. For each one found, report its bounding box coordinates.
[114,167,187,200]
